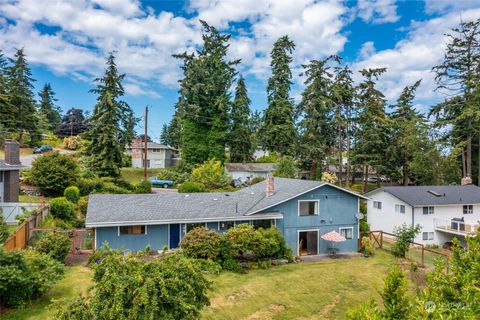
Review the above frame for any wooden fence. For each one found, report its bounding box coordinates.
[369,230,451,272]
[3,204,50,251]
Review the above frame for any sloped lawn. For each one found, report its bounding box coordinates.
[202,250,398,320]
[3,251,398,320]
[2,266,92,320]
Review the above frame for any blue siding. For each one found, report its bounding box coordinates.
[94,185,360,255]
[261,185,359,254]
[96,225,169,251]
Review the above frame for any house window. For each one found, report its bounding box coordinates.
[119,225,146,235]
[422,232,434,241]
[373,201,382,209]
[219,221,234,231]
[463,205,473,214]
[252,219,272,229]
[339,227,353,239]
[395,204,405,214]
[299,200,319,216]
[423,206,434,215]
[186,223,206,233]
[235,221,250,226]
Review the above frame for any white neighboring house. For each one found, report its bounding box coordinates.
[225,163,276,183]
[366,185,480,246]
[126,140,179,169]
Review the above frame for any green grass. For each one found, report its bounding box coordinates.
[6,224,18,236]
[202,250,398,320]
[120,167,161,184]
[346,182,379,193]
[2,266,93,320]
[18,195,47,203]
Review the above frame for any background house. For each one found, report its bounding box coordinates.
[126,139,179,169]
[0,140,23,203]
[225,163,276,182]
[366,184,480,246]
[86,177,367,255]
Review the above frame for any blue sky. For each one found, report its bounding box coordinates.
[1,0,480,140]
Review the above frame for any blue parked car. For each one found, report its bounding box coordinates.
[33,145,53,154]
[148,177,174,188]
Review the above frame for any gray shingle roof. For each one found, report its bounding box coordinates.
[372,185,480,206]
[225,163,276,172]
[86,177,366,227]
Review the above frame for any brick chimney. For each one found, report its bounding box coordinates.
[266,176,275,197]
[461,176,473,186]
[4,140,20,165]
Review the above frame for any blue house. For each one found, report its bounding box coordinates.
[86,177,367,256]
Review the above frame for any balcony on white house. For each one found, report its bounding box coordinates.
[434,218,479,236]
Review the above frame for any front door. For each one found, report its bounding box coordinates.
[169,224,180,248]
[299,230,318,256]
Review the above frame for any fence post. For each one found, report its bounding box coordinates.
[421,245,425,267]
[380,231,383,249]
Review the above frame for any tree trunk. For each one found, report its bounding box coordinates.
[478,129,480,185]
[462,148,466,178]
[338,111,343,187]
[467,120,472,177]
[346,118,351,188]
[363,165,368,193]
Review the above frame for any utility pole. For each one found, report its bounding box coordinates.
[144,106,148,181]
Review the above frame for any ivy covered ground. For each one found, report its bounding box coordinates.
[4,250,398,320]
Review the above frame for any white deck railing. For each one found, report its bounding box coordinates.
[0,203,42,224]
[433,218,479,236]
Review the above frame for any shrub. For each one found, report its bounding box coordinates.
[34,232,71,263]
[0,210,8,244]
[64,186,80,204]
[0,249,65,307]
[101,177,135,191]
[180,227,223,260]
[361,236,375,256]
[76,178,104,196]
[134,180,152,194]
[99,182,131,194]
[50,197,76,221]
[67,252,211,319]
[31,151,79,197]
[224,224,256,256]
[191,158,230,190]
[392,224,421,258]
[273,156,297,178]
[320,171,338,184]
[252,227,283,259]
[63,136,84,150]
[359,219,370,233]
[222,257,242,272]
[53,296,94,320]
[178,181,205,193]
[78,196,88,216]
[249,177,265,185]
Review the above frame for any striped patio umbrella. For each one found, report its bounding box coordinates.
[321,230,346,242]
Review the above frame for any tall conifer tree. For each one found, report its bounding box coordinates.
[297,57,336,176]
[86,53,134,177]
[174,21,239,164]
[0,51,14,131]
[260,36,296,156]
[38,83,62,131]
[229,76,253,162]
[7,48,39,142]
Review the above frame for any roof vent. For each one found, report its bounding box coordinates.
[185,194,190,198]
[250,192,255,195]
[428,190,441,197]
[213,198,218,201]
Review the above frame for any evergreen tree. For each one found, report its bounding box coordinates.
[260,36,296,156]
[353,68,388,192]
[0,51,14,132]
[432,19,480,182]
[38,83,62,131]
[174,21,239,164]
[160,124,171,146]
[6,48,39,143]
[249,110,262,152]
[54,108,90,137]
[297,57,336,177]
[332,65,355,186]
[86,53,134,177]
[229,76,252,162]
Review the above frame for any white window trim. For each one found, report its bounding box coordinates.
[297,229,320,256]
[422,231,434,241]
[463,205,474,214]
[423,206,434,215]
[395,204,406,214]
[373,201,382,209]
[339,227,354,240]
[298,200,320,216]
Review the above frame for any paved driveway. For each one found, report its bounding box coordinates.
[20,149,74,168]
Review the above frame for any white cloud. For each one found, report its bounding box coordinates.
[359,41,376,59]
[352,8,480,109]
[424,0,480,14]
[357,0,400,24]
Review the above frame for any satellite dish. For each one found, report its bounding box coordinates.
[355,212,365,220]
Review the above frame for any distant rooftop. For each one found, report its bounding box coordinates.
[127,142,177,150]
[368,185,480,206]
[225,163,276,172]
